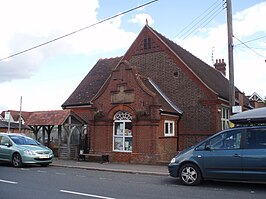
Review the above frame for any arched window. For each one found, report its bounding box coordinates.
[113,111,132,152]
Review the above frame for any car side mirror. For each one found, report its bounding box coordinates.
[4,143,12,147]
[205,145,212,151]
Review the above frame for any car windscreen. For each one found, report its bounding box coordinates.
[9,135,39,146]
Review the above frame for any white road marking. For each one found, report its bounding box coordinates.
[21,168,30,171]
[37,170,47,173]
[76,174,86,177]
[0,179,18,184]
[56,172,66,175]
[60,190,116,199]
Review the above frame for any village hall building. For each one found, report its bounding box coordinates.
[62,24,251,164]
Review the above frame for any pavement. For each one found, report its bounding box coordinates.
[51,158,169,176]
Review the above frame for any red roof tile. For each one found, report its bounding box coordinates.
[25,110,71,126]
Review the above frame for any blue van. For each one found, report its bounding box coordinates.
[168,107,266,185]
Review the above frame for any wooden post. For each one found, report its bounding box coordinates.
[42,127,46,145]
[58,125,62,159]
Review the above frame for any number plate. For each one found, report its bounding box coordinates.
[39,155,49,159]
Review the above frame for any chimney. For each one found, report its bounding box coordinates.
[214,59,226,76]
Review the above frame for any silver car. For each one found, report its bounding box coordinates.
[0,133,54,167]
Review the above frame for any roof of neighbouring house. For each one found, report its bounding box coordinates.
[248,92,264,102]
[0,110,32,121]
[0,120,29,130]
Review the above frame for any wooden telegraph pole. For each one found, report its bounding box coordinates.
[19,96,22,133]
[226,0,235,113]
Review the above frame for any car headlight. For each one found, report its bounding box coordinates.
[24,150,34,155]
[170,157,176,164]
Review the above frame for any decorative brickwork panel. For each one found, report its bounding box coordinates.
[111,85,135,104]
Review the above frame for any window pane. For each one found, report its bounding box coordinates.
[125,137,132,151]
[165,123,169,134]
[115,122,123,135]
[210,131,242,150]
[144,38,147,49]
[125,122,132,136]
[246,128,266,149]
[114,137,123,150]
[148,38,151,49]
[169,123,173,134]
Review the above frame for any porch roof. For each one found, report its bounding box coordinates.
[25,110,73,126]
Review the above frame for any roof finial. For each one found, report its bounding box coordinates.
[146,18,148,25]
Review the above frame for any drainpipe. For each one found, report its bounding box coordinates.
[176,115,182,151]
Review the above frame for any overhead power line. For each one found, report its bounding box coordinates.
[0,0,158,62]
[180,6,225,42]
[175,0,226,43]
[234,35,266,46]
[234,35,266,59]
[175,0,222,38]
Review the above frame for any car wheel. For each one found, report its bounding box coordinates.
[12,153,23,168]
[179,163,201,186]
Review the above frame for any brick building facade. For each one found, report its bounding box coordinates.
[62,25,252,164]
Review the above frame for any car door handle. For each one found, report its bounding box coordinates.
[232,154,241,157]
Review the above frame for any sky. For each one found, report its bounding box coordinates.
[0,0,265,113]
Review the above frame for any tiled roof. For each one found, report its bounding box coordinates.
[0,110,32,121]
[136,74,182,114]
[62,25,249,109]
[0,120,29,130]
[62,57,122,107]
[149,27,235,100]
[25,110,72,126]
[147,78,183,114]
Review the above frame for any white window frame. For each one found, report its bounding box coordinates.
[221,107,230,130]
[113,111,133,152]
[164,120,175,136]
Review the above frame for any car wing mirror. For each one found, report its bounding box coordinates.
[5,143,12,147]
[205,145,212,151]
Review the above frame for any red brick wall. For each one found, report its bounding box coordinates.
[130,51,220,150]
[86,59,185,164]
[157,115,179,162]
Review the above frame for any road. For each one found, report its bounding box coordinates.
[0,163,265,199]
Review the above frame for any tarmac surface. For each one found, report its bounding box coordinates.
[51,158,169,176]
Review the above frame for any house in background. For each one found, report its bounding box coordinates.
[248,92,266,108]
[0,110,31,133]
[0,120,30,133]
[62,24,255,164]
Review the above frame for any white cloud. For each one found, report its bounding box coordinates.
[130,13,154,26]
[0,0,137,83]
[234,2,266,38]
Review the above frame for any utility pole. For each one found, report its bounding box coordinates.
[19,96,22,133]
[226,0,235,114]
